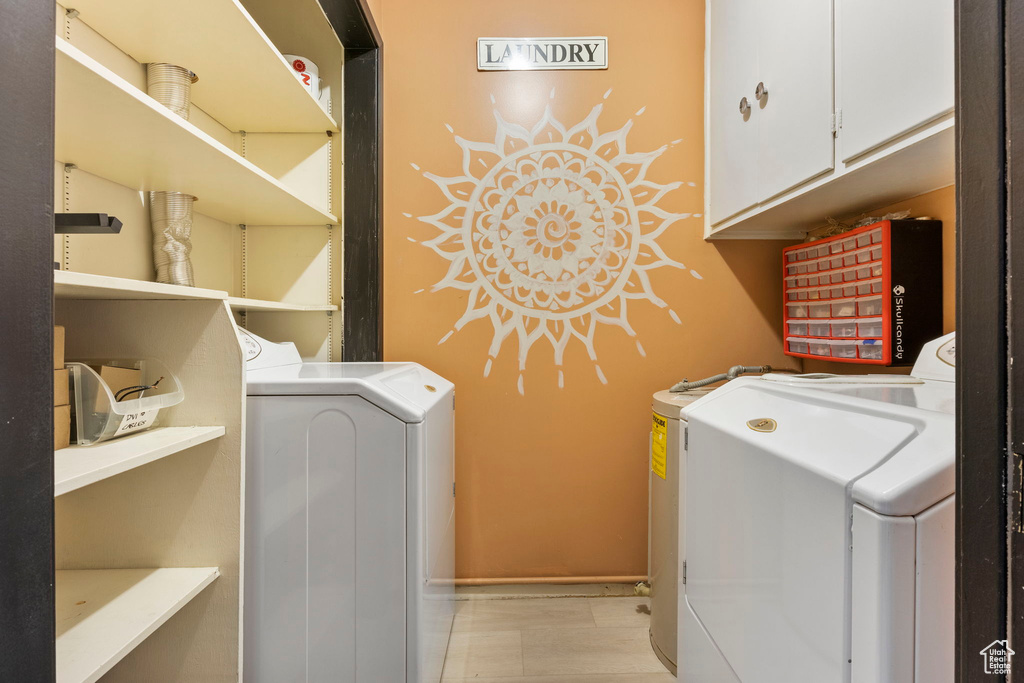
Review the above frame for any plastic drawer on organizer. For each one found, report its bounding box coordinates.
[788,289,808,301]
[859,341,884,360]
[870,245,882,260]
[857,278,883,296]
[856,231,873,248]
[831,320,858,338]
[809,339,831,356]
[841,236,858,253]
[787,337,809,354]
[807,260,820,273]
[843,252,858,267]
[816,244,830,258]
[787,320,809,336]
[830,240,844,254]
[808,302,831,318]
[858,295,883,316]
[808,320,831,337]
[786,302,808,318]
[831,298,857,318]
[856,247,874,264]
[830,254,845,270]
[858,317,883,338]
[831,340,858,359]
[787,251,798,263]
[855,264,873,280]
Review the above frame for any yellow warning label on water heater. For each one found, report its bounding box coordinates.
[651,413,667,480]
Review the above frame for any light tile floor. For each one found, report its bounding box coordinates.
[441,596,675,682]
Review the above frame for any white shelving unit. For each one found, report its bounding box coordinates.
[55,271,335,313]
[55,38,337,226]
[227,296,338,312]
[68,0,338,133]
[55,270,226,302]
[55,427,225,497]
[56,567,220,683]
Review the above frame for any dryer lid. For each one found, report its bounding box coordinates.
[246,361,453,424]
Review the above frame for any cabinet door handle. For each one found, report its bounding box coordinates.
[739,97,750,115]
[755,82,768,102]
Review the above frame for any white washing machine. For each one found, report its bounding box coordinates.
[240,330,455,682]
[679,333,956,683]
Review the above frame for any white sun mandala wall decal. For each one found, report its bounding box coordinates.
[411,90,702,395]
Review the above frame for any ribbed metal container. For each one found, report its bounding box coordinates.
[146,63,196,286]
[146,63,193,120]
[150,191,195,287]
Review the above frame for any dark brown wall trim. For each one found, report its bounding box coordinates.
[0,0,56,679]
[318,0,383,361]
[954,0,1011,679]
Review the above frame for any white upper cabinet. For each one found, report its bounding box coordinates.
[708,0,761,224]
[705,0,955,238]
[756,0,835,201]
[839,0,954,162]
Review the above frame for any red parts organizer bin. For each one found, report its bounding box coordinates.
[782,219,943,366]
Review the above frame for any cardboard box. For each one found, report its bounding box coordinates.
[54,325,65,370]
[91,365,142,400]
[54,369,69,407]
[54,404,71,450]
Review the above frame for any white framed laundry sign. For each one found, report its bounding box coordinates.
[477,37,608,71]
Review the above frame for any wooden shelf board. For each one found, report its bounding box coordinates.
[70,0,337,133]
[55,426,225,497]
[55,270,228,301]
[55,38,338,227]
[227,296,338,312]
[56,567,219,683]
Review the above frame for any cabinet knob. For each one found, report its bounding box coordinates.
[739,97,750,115]
[755,82,768,102]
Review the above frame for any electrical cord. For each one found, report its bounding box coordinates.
[669,365,799,393]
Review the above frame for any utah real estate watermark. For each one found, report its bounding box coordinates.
[980,640,1014,675]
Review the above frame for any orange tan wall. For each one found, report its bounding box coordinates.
[380,0,793,581]
[803,185,955,374]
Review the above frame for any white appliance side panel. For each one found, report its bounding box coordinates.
[915,495,954,682]
[406,401,455,683]
[685,386,917,683]
[756,0,835,200]
[850,505,916,683]
[678,597,741,683]
[708,0,761,223]
[244,395,407,683]
[839,0,954,161]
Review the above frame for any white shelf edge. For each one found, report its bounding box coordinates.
[56,567,219,683]
[227,296,339,312]
[55,270,228,301]
[56,37,338,226]
[55,426,226,497]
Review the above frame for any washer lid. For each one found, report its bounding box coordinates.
[246,362,453,424]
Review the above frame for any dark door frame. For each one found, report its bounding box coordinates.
[319,0,384,361]
[954,0,1021,680]
[0,1,56,680]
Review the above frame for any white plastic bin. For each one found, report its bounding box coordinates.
[787,337,809,354]
[808,320,831,337]
[831,298,857,318]
[830,340,858,359]
[857,295,883,316]
[858,317,883,338]
[786,302,808,318]
[831,320,857,338]
[809,339,831,356]
[859,340,884,360]
[787,321,809,336]
[67,359,183,445]
[809,302,831,318]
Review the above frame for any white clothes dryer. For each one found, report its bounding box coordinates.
[240,330,455,682]
[679,333,955,683]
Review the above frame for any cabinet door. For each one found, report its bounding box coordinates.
[839,0,954,161]
[708,0,761,225]
[756,0,835,201]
